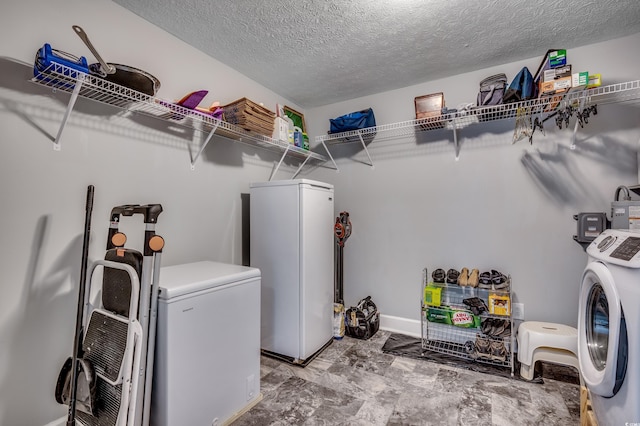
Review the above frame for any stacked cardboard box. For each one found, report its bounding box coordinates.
[540,64,572,96]
[222,98,276,137]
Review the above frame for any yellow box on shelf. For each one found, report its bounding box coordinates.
[587,74,602,89]
[423,284,442,307]
[488,293,511,316]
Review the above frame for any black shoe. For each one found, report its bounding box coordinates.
[464,340,476,358]
[478,271,492,289]
[475,336,492,360]
[496,321,511,338]
[463,297,488,316]
[446,269,460,284]
[490,319,508,337]
[490,340,507,362]
[432,268,445,283]
[491,270,510,290]
[481,318,494,335]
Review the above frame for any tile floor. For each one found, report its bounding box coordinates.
[233,330,580,426]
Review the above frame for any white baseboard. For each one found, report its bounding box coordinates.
[43,417,64,426]
[379,314,421,338]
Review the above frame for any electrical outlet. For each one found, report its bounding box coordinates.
[512,303,525,320]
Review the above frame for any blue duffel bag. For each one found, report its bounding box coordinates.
[329,108,376,133]
[503,67,536,103]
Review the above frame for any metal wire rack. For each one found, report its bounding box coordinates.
[318,80,640,168]
[31,62,326,176]
[421,268,514,371]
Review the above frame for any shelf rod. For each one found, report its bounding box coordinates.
[291,153,312,179]
[320,140,339,173]
[452,119,460,160]
[570,97,586,150]
[190,122,220,170]
[53,74,85,151]
[358,132,374,168]
[269,144,291,181]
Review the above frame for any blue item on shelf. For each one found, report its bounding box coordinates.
[33,43,89,86]
[329,108,376,134]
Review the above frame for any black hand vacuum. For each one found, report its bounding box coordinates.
[333,212,352,339]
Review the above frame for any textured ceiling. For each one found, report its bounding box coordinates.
[114,0,640,108]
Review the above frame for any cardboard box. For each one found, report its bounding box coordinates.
[587,74,602,89]
[424,285,442,307]
[548,49,567,68]
[540,76,572,95]
[488,293,511,316]
[543,64,572,82]
[426,306,452,324]
[569,72,589,92]
[533,49,568,94]
[450,310,481,328]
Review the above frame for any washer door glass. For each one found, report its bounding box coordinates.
[586,284,609,370]
[579,262,622,397]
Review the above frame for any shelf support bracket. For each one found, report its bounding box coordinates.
[320,141,339,173]
[190,121,220,170]
[54,74,85,151]
[291,153,312,179]
[270,144,291,181]
[358,132,374,168]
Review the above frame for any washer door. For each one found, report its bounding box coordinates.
[578,262,623,397]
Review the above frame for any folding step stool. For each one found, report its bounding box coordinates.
[76,204,164,426]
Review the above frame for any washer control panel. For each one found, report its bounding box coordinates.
[588,229,640,266]
[611,236,640,261]
[597,235,617,252]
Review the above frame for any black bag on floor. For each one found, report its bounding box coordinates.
[345,296,379,340]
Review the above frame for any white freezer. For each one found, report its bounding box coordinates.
[151,261,261,426]
[250,179,334,362]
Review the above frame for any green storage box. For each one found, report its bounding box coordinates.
[426,306,452,324]
[450,309,481,328]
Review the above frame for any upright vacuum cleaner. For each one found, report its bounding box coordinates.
[56,198,164,426]
[333,212,352,339]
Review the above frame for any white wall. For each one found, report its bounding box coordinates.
[0,1,308,425]
[305,33,640,332]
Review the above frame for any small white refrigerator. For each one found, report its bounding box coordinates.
[250,179,334,363]
[151,261,261,426]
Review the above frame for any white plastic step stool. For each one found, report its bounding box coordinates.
[517,321,578,381]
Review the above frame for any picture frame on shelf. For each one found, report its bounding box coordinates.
[283,105,307,133]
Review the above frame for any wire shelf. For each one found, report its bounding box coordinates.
[317,80,640,146]
[31,62,326,164]
[421,268,514,370]
[421,334,512,368]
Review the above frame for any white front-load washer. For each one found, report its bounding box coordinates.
[579,229,640,426]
